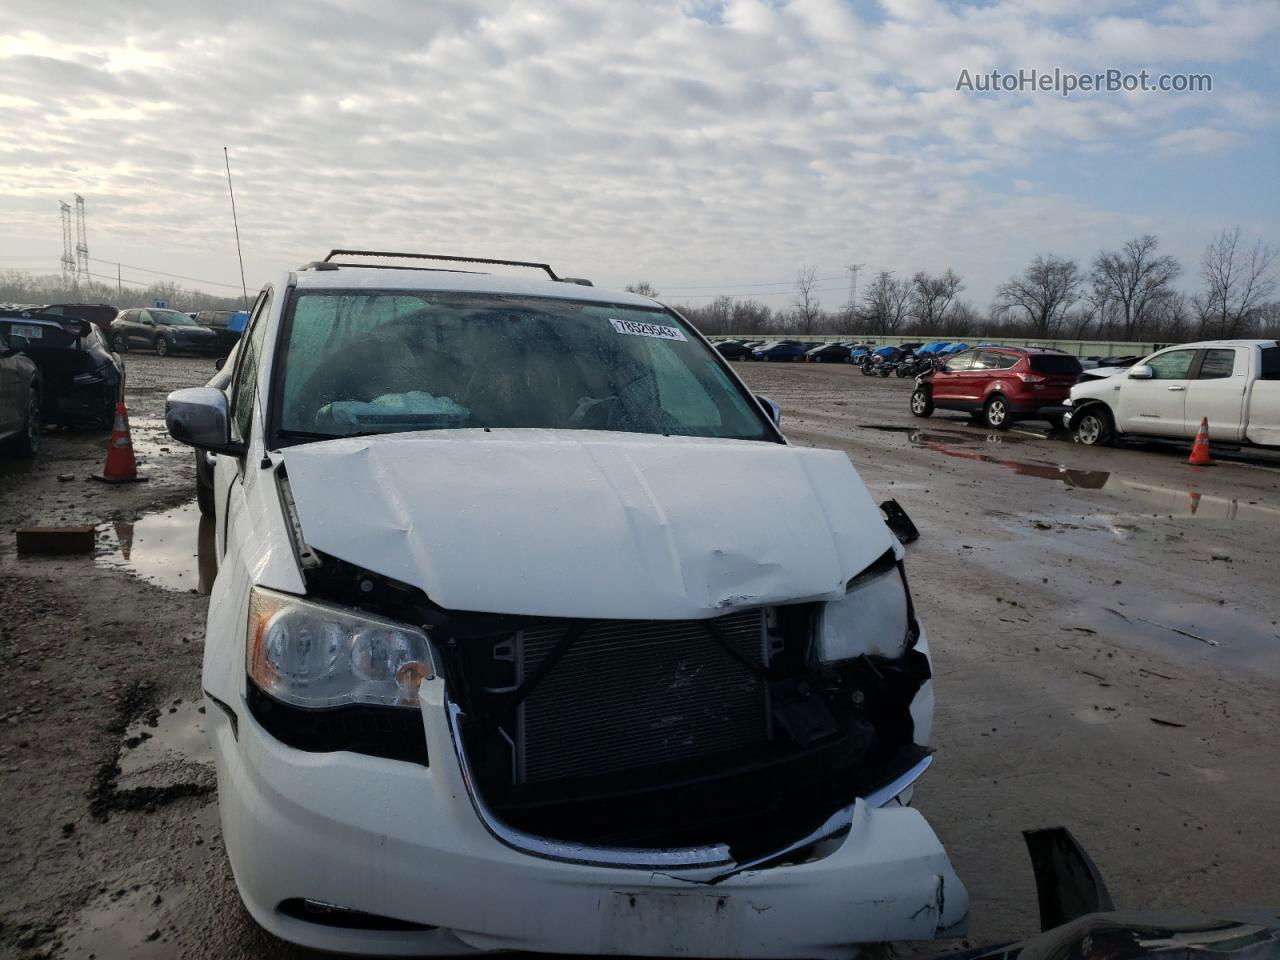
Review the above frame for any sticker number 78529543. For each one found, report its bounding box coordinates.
[608,318,688,342]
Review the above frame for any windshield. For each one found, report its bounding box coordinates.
[272,291,774,444]
[152,310,196,326]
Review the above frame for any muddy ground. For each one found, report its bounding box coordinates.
[1,353,1277,959]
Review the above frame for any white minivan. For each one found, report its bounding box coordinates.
[165,251,967,958]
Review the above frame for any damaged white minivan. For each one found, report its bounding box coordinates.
[165,251,968,958]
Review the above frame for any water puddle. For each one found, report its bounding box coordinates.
[96,500,217,593]
[1072,601,1280,675]
[117,699,214,787]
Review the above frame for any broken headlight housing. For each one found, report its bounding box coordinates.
[247,586,435,709]
[815,553,911,662]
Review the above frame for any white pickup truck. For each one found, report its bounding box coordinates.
[1065,339,1280,447]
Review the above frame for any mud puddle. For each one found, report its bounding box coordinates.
[118,699,214,787]
[1074,601,1280,675]
[96,500,217,593]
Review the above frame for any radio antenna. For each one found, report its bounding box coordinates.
[223,147,250,311]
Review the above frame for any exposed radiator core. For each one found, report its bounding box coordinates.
[514,609,769,784]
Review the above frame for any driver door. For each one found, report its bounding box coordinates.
[1116,348,1197,436]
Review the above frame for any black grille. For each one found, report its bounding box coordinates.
[515,609,768,784]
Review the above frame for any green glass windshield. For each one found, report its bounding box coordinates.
[273,291,773,443]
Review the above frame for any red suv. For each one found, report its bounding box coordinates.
[910,346,1082,429]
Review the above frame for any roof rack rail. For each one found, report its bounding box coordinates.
[310,249,566,282]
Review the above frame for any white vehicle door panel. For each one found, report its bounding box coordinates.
[1183,347,1246,441]
[1247,380,1280,446]
[1116,348,1195,436]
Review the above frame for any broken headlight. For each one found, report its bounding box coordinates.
[816,554,911,662]
[247,586,435,709]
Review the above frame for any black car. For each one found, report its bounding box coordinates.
[0,311,124,427]
[110,307,220,356]
[37,303,120,337]
[715,340,755,360]
[0,323,41,455]
[805,342,853,363]
[194,310,246,357]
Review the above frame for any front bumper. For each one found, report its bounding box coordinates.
[210,676,967,957]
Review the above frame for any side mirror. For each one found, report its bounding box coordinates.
[1128,364,1154,380]
[165,387,244,455]
[756,394,781,426]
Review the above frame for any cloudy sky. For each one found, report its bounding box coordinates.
[1,0,1277,308]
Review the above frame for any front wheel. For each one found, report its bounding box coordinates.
[910,388,934,418]
[6,387,40,456]
[112,333,129,352]
[983,395,1011,430]
[877,365,892,378]
[1073,408,1114,446]
[155,336,170,357]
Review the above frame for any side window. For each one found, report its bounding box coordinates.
[139,310,153,325]
[230,290,274,444]
[1198,349,1237,380]
[974,351,1003,370]
[1261,347,1280,381]
[945,351,976,372]
[1147,350,1196,380]
[996,353,1020,369]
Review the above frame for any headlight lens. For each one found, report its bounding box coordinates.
[247,587,434,708]
[816,561,910,662]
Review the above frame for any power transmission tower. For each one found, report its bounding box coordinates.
[74,194,90,286]
[845,263,863,327]
[60,201,75,285]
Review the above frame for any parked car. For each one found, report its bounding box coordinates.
[805,341,853,362]
[110,307,220,356]
[36,302,119,335]
[715,339,755,360]
[910,346,1083,429]
[0,323,41,455]
[196,309,249,356]
[0,311,123,427]
[164,251,966,956]
[1064,339,1280,447]
[752,339,808,361]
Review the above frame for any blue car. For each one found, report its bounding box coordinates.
[752,340,808,362]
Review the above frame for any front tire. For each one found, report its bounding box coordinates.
[910,388,934,418]
[1073,407,1114,446]
[155,336,170,357]
[983,394,1011,430]
[113,333,129,352]
[7,387,39,456]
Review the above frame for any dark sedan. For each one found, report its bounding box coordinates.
[752,340,808,361]
[110,307,220,356]
[0,311,123,427]
[715,340,756,360]
[195,309,248,357]
[805,342,853,363]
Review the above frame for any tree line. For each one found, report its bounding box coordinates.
[645,227,1278,342]
[0,271,243,313]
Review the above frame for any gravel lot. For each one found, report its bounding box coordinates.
[1,352,1277,959]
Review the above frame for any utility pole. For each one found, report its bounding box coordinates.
[59,202,75,286]
[74,194,90,286]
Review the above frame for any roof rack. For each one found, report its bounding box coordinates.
[302,249,566,282]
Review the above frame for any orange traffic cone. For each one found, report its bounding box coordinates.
[91,402,148,483]
[1187,417,1214,466]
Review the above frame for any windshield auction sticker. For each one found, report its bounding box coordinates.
[609,318,688,342]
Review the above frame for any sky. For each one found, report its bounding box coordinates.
[0,0,1277,310]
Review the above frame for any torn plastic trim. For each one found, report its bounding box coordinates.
[444,697,933,873]
[276,468,322,571]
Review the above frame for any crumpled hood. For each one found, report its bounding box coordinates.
[281,429,894,620]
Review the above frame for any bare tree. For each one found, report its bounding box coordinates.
[909,269,964,332]
[862,271,911,334]
[792,266,821,334]
[994,254,1083,338]
[1089,235,1181,340]
[1196,228,1278,338]
[625,281,660,297]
